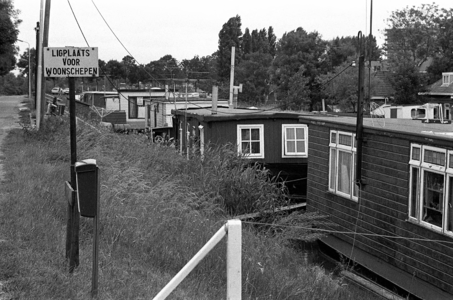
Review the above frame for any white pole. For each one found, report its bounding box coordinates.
[229,47,235,109]
[198,125,204,161]
[36,0,45,129]
[227,220,242,300]
[153,224,227,300]
[18,39,31,100]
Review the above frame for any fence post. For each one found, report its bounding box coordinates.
[227,220,242,300]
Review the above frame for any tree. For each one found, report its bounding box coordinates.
[242,28,251,57]
[17,47,36,77]
[0,0,21,76]
[268,26,277,57]
[427,8,453,83]
[384,4,441,67]
[390,63,426,105]
[270,27,328,110]
[105,59,126,81]
[236,52,273,104]
[217,15,242,83]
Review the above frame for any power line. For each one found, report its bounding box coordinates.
[67,0,89,47]
[90,0,162,84]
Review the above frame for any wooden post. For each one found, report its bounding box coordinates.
[91,167,100,298]
[227,220,242,300]
[69,77,79,272]
[229,47,235,109]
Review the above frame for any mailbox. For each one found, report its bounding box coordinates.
[75,159,98,218]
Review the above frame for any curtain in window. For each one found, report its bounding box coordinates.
[338,151,351,194]
[329,149,336,190]
[129,97,137,118]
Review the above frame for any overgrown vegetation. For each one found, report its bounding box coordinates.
[0,100,381,299]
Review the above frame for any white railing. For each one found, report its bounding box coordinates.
[153,220,242,300]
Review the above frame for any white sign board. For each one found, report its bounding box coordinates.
[44,47,99,77]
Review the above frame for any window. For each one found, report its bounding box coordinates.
[328,130,358,201]
[237,125,264,158]
[282,124,308,157]
[128,96,148,119]
[409,144,453,235]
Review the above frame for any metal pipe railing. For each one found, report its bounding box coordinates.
[153,220,242,300]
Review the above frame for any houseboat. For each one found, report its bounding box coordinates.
[299,114,453,299]
[173,107,311,201]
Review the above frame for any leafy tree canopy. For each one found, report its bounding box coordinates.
[217,15,242,83]
[0,0,21,76]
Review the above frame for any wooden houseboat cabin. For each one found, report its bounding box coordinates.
[299,114,453,299]
[173,107,311,201]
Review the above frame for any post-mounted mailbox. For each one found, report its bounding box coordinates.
[75,159,98,218]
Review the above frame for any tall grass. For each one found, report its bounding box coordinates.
[0,111,380,299]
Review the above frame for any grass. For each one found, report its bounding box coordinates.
[0,99,382,299]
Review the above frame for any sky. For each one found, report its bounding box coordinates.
[12,0,453,65]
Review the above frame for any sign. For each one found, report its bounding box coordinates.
[44,47,99,77]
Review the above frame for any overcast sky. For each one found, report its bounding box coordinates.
[13,0,453,64]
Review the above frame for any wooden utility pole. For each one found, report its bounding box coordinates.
[40,0,51,120]
[356,32,365,186]
[229,46,235,109]
[34,22,39,109]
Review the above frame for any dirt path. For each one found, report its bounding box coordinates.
[0,95,26,300]
[0,95,25,182]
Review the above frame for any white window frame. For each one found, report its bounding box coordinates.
[408,144,453,236]
[237,124,264,159]
[282,124,308,158]
[328,130,358,201]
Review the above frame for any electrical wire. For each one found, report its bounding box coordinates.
[91,0,163,84]
[241,220,453,246]
[67,0,90,47]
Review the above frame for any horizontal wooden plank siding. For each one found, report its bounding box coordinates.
[307,122,453,296]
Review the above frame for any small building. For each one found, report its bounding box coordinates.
[104,88,166,129]
[148,96,228,138]
[421,72,453,120]
[300,114,453,299]
[79,91,118,107]
[173,107,311,200]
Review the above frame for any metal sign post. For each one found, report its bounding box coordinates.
[44,47,99,294]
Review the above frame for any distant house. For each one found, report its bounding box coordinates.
[422,72,453,120]
[79,91,118,107]
[148,95,228,138]
[300,114,453,299]
[104,88,166,129]
[173,107,311,200]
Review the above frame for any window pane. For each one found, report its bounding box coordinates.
[251,128,260,140]
[410,168,419,218]
[424,149,445,166]
[329,149,336,190]
[448,177,453,232]
[330,131,336,144]
[338,151,352,194]
[353,153,358,197]
[296,141,305,153]
[422,171,443,227]
[241,142,249,153]
[450,154,453,169]
[339,134,352,147]
[296,127,304,139]
[251,142,260,153]
[287,141,295,153]
[412,147,421,161]
[241,129,250,141]
[286,128,295,139]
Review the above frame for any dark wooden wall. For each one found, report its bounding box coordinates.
[307,122,453,295]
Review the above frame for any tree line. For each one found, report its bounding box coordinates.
[2,2,453,112]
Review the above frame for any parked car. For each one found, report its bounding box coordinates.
[63,88,70,95]
[51,87,61,94]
